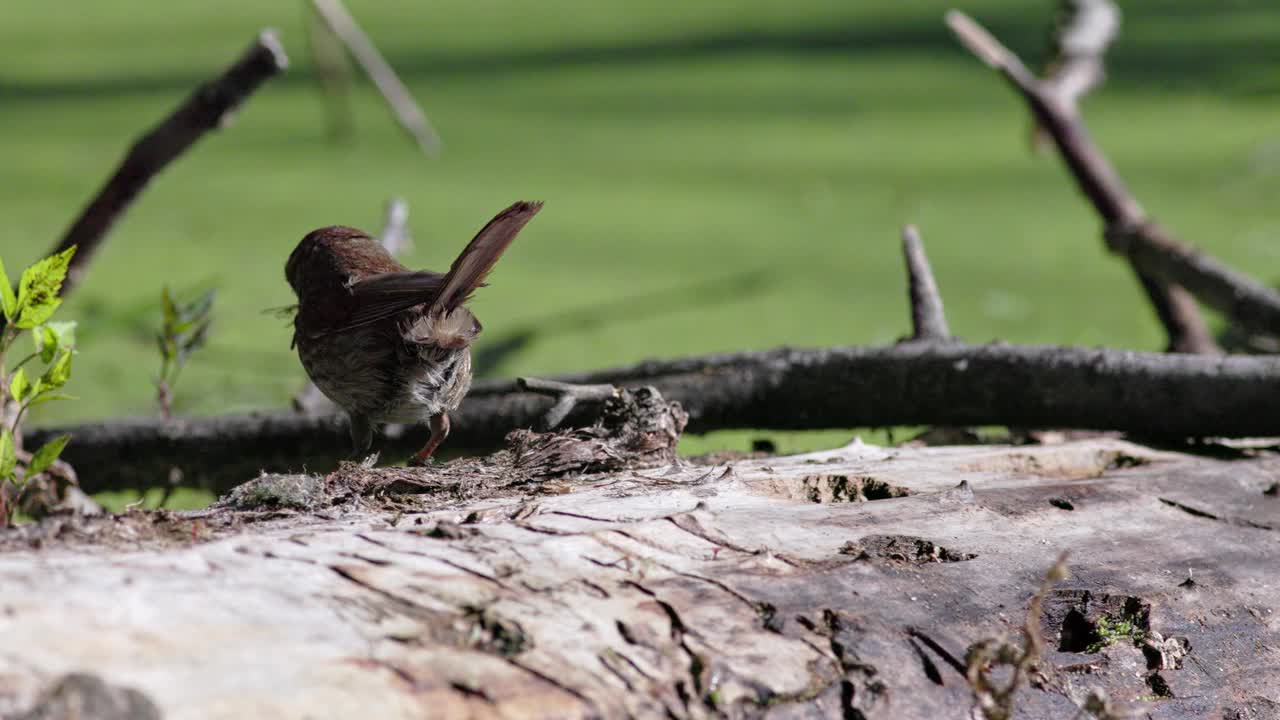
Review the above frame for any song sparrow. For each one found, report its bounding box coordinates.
[286,201,543,464]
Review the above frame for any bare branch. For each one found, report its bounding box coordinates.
[51,31,288,295]
[517,377,619,430]
[946,11,1243,351]
[309,0,441,157]
[303,0,355,141]
[29,343,1280,494]
[1031,0,1122,152]
[948,8,1138,223]
[901,225,951,341]
[1040,0,1120,106]
[1133,272,1221,355]
[946,11,1036,82]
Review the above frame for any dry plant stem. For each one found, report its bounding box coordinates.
[303,0,355,141]
[49,31,288,295]
[516,377,619,430]
[966,552,1069,720]
[945,11,1248,352]
[309,0,441,156]
[902,225,951,341]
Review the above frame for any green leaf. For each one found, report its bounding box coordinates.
[44,320,76,352]
[16,246,76,329]
[27,434,70,477]
[37,326,57,363]
[25,392,76,410]
[35,321,75,363]
[9,367,29,405]
[178,289,217,326]
[38,348,73,392]
[176,319,212,367]
[161,286,178,331]
[156,331,174,362]
[0,255,16,321]
[0,429,14,480]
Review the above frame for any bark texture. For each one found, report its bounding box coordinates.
[1,435,1277,719]
[27,343,1280,494]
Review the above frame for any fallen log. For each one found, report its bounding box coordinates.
[28,228,1280,495]
[2,428,1276,718]
[26,341,1280,495]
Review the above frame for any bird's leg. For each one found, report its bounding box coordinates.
[348,413,375,461]
[409,413,450,467]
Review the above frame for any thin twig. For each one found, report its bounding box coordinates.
[309,0,441,157]
[901,225,951,341]
[50,31,288,296]
[966,552,1069,720]
[517,377,619,430]
[947,10,1246,352]
[1032,0,1120,149]
[303,0,355,141]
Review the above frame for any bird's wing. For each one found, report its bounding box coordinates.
[339,270,447,331]
[326,201,542,333]
[430,201,543,314]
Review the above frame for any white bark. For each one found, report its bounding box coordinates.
[2,438,1277,719]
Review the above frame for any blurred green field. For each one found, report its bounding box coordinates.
[2,0,1279,464]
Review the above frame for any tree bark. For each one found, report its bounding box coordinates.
[25,342,1280,494]
[2,436,1276,719]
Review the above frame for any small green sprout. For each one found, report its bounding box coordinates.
[0,247,79,526]
[155,286,215,419]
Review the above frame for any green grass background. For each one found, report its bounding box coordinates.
[3,0,1279,487]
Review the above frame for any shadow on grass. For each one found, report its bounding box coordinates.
[2,2,1276,104]
[472,267,773,377]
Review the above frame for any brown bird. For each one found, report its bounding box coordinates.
[286,201,543,464]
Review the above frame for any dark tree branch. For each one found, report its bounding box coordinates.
[1134,271,1220,355]
[309,0,441,157]
[517,377,619,430]
[946,11,1245,353]
[29,344,1280,495]
[901,225,952,341]
[51,31,288,295]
